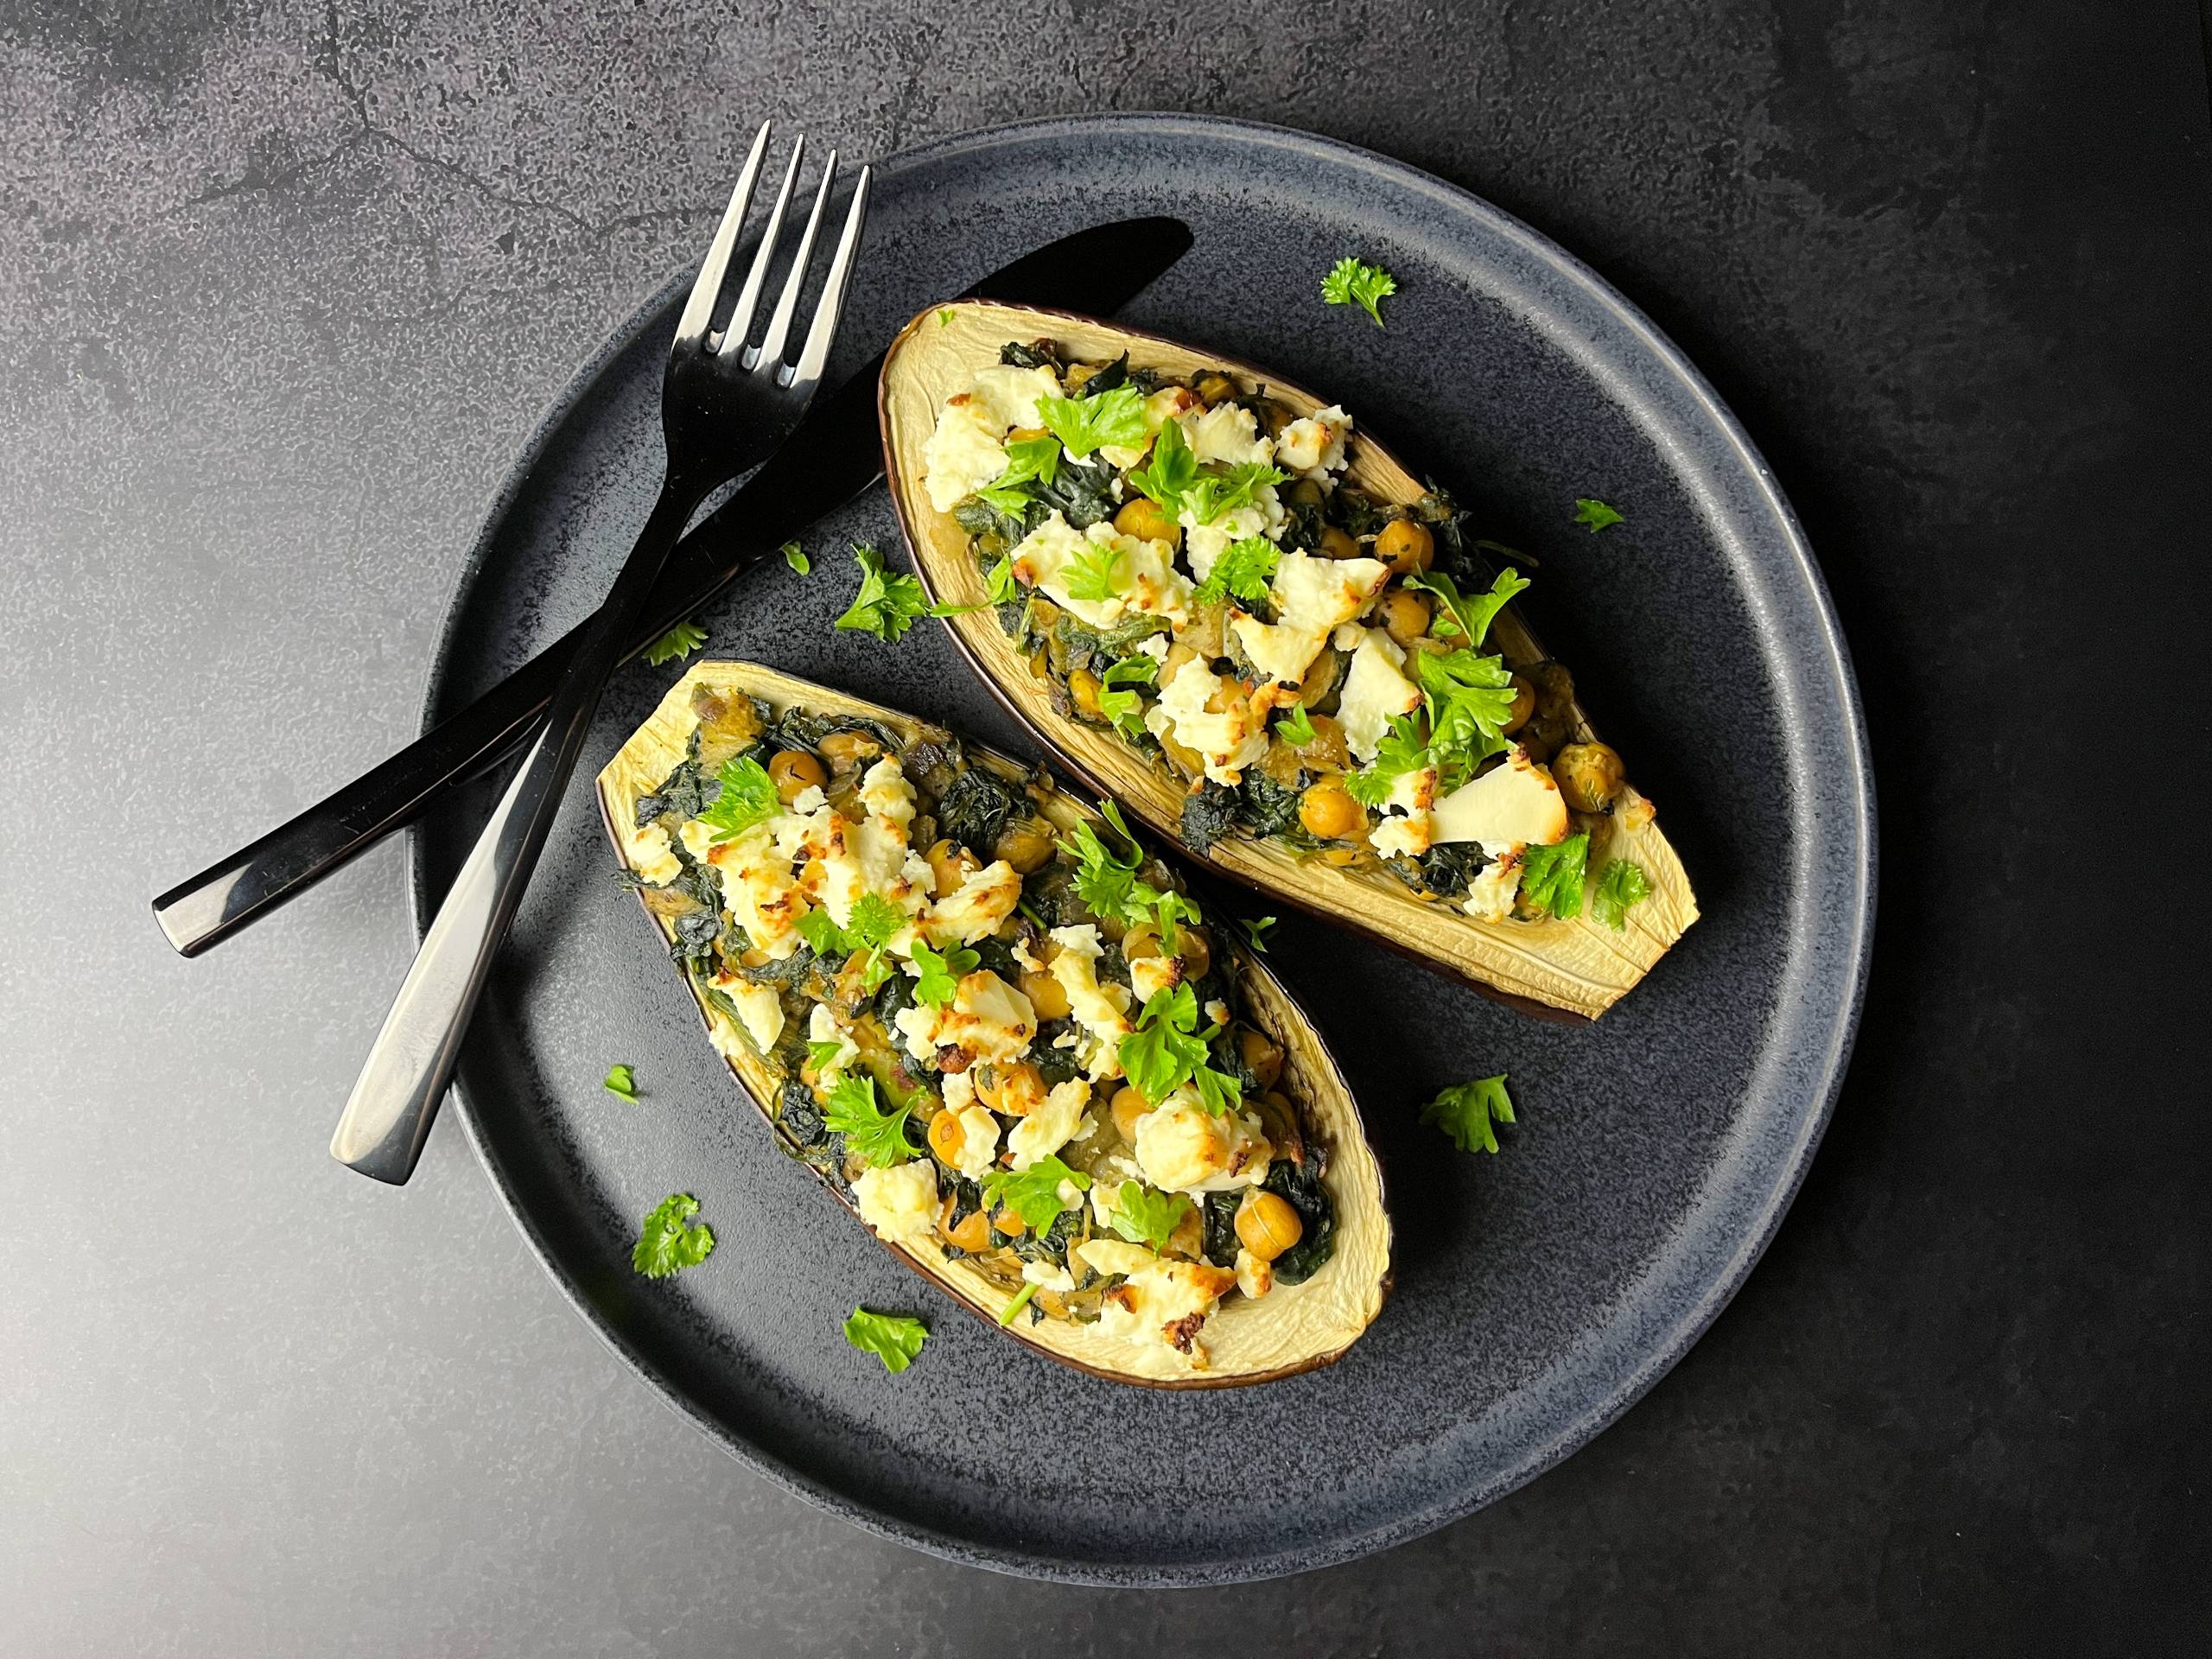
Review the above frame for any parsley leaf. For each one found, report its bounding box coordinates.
[1589,857,1650,930]
[1184,463,1287,527]
[823,1073,915,1167]
[796,908,848,958]
[1062,800,1203,944]
[632,1192,716,1277]
[928,555,1019,619]
[1573,498,1624,533]
[1517,833,1591,920]
[814,893,906,994]
[602,1064,639,1102]
[1321,256,1398,327]
[1036,384,1149,458]
[937,307,956,327]
[834,543,930,642]
[781,540,810,575]
[1236,914,1277,954]
[1409,568,1529,649]
[1417,650,1518,785]
[1063,538,1126,602]
[642,620,708,667]
[1345,713,1431,808]
[843,1306,928,1373]
[911,939,978,1008]
[982,1155,1090,1232]
[1094,655,1159,740]
[1109,1181,1192,1251]
[1274,702,1318,747]
[1127,415,1198,512]
[974,434,1062,514]
[1420,1075,1516,1155]
[806,1038,849,1077]
[695,753,781,842]
[1192,534,1281,607]
[1121,984,1241,1111]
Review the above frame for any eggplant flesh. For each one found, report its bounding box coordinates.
[596,662,1391,1389]
[879,302,1698,1020]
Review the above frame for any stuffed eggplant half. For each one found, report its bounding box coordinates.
[880,302,1698,1020]
[597,663,1390,1387]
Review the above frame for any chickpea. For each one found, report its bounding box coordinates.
[1091,909,1130,944]
[1235,1190,1304,1261]
[1191,369,1240,405]
[1553,741,1626,814]
[1174,925,1211,981]
[925,837,981,898]
[926,1108,965,1165]
[1296,645,1340,710]
[1295,713,1351,771]
[993,1207,1027,1238]
[1006,424,1047,444]
[1238,1027,1285,1090]
[1318,525,1361,562]
[1285,477,1325,509]
[767,748,828,804]
[1068,668,1105,721]
[993,822,1056,874]
[1374,517,1435,576]
[1298,780,1364,840]
[1122,921,1164,960]
[1020,968,1071,1020]
[1110,1084,1151,1143]
[979,1060,1045,1116]
[1114,496,1180,544]
[941,1199,991,1254]
[1502,672,1537,735]
[1376,588,1432,648]
[817,729,882,772]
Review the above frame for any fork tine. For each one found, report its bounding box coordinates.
[753,150,838,373]
[673,120,772,351]
[785,165,871,397]
[717,133,804,356]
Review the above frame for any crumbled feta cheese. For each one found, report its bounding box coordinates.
[1020,1260,1077,1292]
[858,756,916,832]
[1047,925,1134,1079]
[1336,628,1425,763]
[1009,513,1192,630]
[1462,854,1523,921]
[892,969,1037,1067]
[1098,385,1202,470]
[631,823,683,887]
[807,1003,858,1077]
[1128,952,1183,1007]
[1235,1247,1274,1300]
[1370,766,1440,860]
[851,1159,938,1245]
[1075,1237,1239,1359]
[964,363,1061,432]
[1007,1078,1091,1170]
[709,822,807,959]
[1179,499,1280,582]
[712,979,785,1052]
[924,859,1022,944]
[1230,551,1390,687]
[948,1103,1001,1180]
[1272,404,1351,480]
[1133,1095,1273,1194]
[1143,656,1269,785]
[921,399,1007,513]
[1430,746,1569,851]
[1179,402,1273,467]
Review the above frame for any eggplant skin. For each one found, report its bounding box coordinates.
[595,661,1392,1390]
[880,301,1700,1022]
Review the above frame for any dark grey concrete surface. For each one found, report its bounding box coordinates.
[2,2,2205,1654]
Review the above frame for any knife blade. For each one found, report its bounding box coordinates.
[151,215,1195,957]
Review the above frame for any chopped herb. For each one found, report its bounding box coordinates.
[1062,538,1126,603]
[806,1039,849,1077]
[998,1282,1038,1325]
[937,307,956,327]
[834,543,930,643]
[1109,1181,1192,1251]
[781,540,810,575]
[822,1073,914,1167]
[1192,534,1280,606]
[1235,914,1278,954]
[796,908,847,958]
[1590,858,1653,930]
[1321,256,1398,327]
[929,555,1020,618]
[1420,1075,1516,1155]
[1417,649,1518,785]
[1408,567,1529,649]
[1035,384,1150,458]
[642,620,708,667]
[982,1155,1090,1233]
[911,939,978,1008]
[843,1306,928,1373]
[1573,498,1624,533]
[1517,832,1591,920]
[1184,462,1287,527]
[1094,655,1158,740]
[1061,799,1203,945]
[632,1192,716,1278]
[1274,702,1318,747]
[1126,414,1198,513]
[974,434,1063,514]
[1121,983,1241,1112]
[602,1064,639,1102]
[695,754,781,842]
[1344,714,1432,808]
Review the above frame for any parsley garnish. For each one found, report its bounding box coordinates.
[1321,256,1398,327]
[695,753,781,842]
[1062,800,1203,946]
[1120,984,1241,1112]
[1274,702,1318,747]
[811,893,906,993]
[1192,534,1280,607]
[823,1073,915,1167]
[937,307,956,327]
[844,1306,928,1373]
[1184,463,1287,527]
[1108,1181,1192,1252]
[642,620,708,667]
[1344,713,1431,808]
[1517,833,1591,920]
[834,543,930,642]
[1408,568,1529,649]
[1127,415,1198,512]
[1573,498,1624,533]
[1417,649,1518,785]
[928,555,1020,619]
[1590,859,1652,930]
[632,1192,716,1277]
[806,1039,849,1077]
[602,1064,639,1102]
[1420,1075,1516,1154]
[1062,538,1126,603]
[974,434,1062,514]
[1094,656,1158,740]
[1036,384,1149,458]
[1235,915,1277,954]
[781,540,810,575]
[982,1155,1090,1232]
[910,939,978,1008]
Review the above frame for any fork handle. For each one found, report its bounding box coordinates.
[329,475,706,1184]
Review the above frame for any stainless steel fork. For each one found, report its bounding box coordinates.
[330,122,870,1184]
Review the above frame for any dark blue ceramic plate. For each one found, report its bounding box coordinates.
[419,114,1872,1585]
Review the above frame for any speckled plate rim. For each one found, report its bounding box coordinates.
[413,111,1874,1586]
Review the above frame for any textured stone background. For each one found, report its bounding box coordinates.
[2,2,2207,1653]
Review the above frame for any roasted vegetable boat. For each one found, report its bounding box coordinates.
[596,663,1391,1386]
[880,302,1698,1020]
